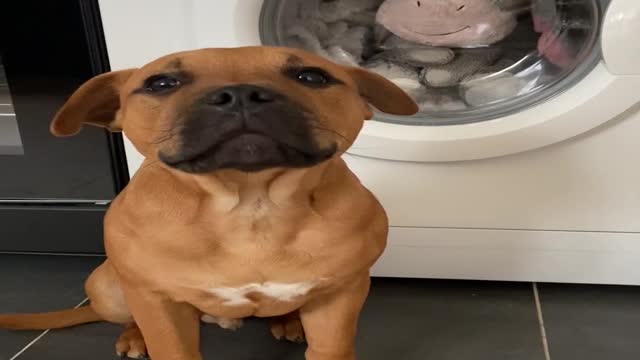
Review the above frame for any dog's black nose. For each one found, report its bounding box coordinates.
[205,85,276,110]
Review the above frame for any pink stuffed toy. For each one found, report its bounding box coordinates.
[376,0,522,48]
[372,0,577,108]
[377,0,574,66]
[373,0,533,108]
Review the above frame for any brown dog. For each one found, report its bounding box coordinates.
[0,46,417,360]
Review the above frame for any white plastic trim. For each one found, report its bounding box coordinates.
[602,0,640,75]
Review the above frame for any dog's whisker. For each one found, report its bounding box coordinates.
[150,132,180,146]
[309,125,352,144]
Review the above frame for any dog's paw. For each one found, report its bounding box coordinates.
[270,313,306,343]
[201,314,244,330]
[115,324,148,359]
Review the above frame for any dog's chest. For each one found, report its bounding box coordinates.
[208,281,316,306]
[138,195,366,316]
[178,242,336,317]
[185,275,326,318]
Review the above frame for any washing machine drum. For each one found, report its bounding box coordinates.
[260,0,603,125]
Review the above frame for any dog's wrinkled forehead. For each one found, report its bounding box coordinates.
[125,47,352,93]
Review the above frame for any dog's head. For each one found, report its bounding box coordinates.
[51,47,417,174]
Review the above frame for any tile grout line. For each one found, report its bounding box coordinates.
[533,283,552,360]
[9,297,89,360]
[8,330,50,360]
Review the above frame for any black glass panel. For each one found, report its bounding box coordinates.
[0,0,118,201]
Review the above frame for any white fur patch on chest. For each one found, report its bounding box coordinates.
[209,282,315,306]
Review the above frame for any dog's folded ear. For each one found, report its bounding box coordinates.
[50,69,136,137]
[346,67,419,118]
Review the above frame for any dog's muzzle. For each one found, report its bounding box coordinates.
[159,84,337,174]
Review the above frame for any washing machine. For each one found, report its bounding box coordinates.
[98,0,640,285]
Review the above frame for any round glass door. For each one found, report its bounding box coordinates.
[260,0,604,125]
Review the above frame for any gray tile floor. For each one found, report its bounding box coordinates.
[1,254,639,360]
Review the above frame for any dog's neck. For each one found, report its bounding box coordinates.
[134,157,348,215]
[192,163,332,209]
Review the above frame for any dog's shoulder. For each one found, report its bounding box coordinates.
[106,163,204,228]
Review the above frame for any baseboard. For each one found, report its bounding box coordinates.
[373,226,640,285]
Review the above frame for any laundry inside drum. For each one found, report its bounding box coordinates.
[260,0,604,125]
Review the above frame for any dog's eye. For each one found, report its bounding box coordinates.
[295,68,330,87]
[143,75,182,93]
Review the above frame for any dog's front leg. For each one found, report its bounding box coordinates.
[122,284,202,360]
[300,274,371,360]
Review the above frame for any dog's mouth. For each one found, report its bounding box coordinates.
[159,130,337,174]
